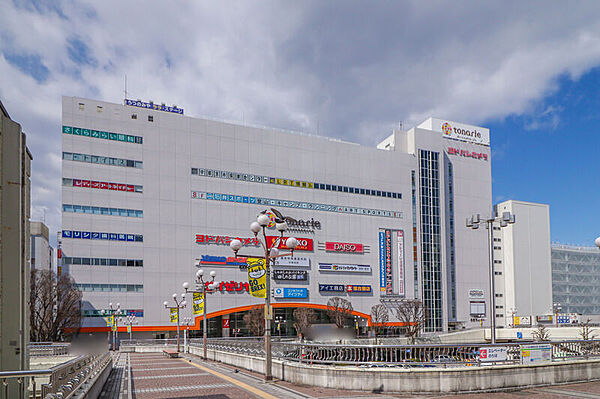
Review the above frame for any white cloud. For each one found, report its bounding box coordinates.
[2,1,600,243]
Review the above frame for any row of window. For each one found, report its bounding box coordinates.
[63,204,143,218]
[62,125,143,144]
[63,256,143,267]
[62,152,143,168]
[75,283,143,292]
[62,230,143,242]
[192,167,402,199]
[63,178,143,193]
[191,191,403,219]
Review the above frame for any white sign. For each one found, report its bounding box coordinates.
[479,346,508,362]
[318,263,371,273]
[469,289,485,299]
[520,344,552,365]
[273,256,310,267]
[419,118,490,146]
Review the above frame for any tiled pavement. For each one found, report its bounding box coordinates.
[111,352,600,399]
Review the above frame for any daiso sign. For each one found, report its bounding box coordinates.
[325,242,364,253]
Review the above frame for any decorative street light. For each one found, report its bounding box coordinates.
[274,315,286,338]
[164,293,187,352]
[595,237,600,250]
[183,269,217,360]
[466,210,515,344]
[181,317,193,353]
[120,314,137,340]
[553,303,562,327]
[100,303,123,351]
[229,208,299,381]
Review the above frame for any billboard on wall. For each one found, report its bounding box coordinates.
[378,232,386,292]
[418,118,490,146]
[397,230,405,296]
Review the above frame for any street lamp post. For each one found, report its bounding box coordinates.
[100,303,123,351]
[183,270,217,360]
[509,308,517,328]
[164,293,187,352]
[120,315,137,340]
[181,317,193,353]
[274,315,286,338]
[229,209,299,381]
[466,210,515,344]
[553,303,562,327]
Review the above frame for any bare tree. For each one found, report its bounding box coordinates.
[243,305,265,336]
[393,299,427,343]
[30,270,82,342]
[293,308,316,340]
[326,297,353,328]
[370,304,389,341]
[579,319,596,340]
[532,324,551,342]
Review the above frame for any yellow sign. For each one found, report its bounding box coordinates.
[264,304,273,320]
[193,292,204,316]
[170,308,178,323]
[106,316,114,327]
[247,257,267,298]
[127,325,131,333]
[112,324,117,332]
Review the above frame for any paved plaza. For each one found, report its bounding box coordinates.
[100,352,600,398]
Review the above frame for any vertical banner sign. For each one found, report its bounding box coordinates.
[247,257,267,298]
[378,232,386,292]
[127,325,132,333]
[385,230,393,294]
[170,308,178,323]
[397,230,405,296]
[106,316,114,327]
[193,292,204,316]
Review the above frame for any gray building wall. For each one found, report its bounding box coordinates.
[552,245,600,315]
[61,97,492,334]
[31,221,53,271]
[0,100,31,373]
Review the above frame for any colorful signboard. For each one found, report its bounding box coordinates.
[324,242,364,253]
[193,292,204,316]
[222,319,230,328]
[318,284,345,292]
[397,230,405,296]
[273,256,311,267]
[479,347,508,362]
[378,232,386,292]
[419,118,490,146]
[170,309,178,323]
[520,344,552,365]
[63,125,143,144]
[273,269,307,281]
[247,258,267,298]
[191,191,403,219]
[70,178,140,193]
[273,287,308,298]
[199,255,248,267]
[385,230,392,294]
[125,98,183,114]
[62,230,142,242]
[106,316,114,327]
[318,263,371,273]
[448,147,488,161]
[346,285,372,293]
[195,235,313,252]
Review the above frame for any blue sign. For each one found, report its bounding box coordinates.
[62,230,143,242]
[517,332,523,339]
[378,232,386,290]
[318,284,345,292]
[273,287,308,298]
[124,99,183,114]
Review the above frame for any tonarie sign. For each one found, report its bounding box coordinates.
[418,118,490,146]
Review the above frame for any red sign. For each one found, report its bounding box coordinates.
[72,179,136,192]
[325,242,364,253]
[265,236,313,252]
[222,319,230,328]
[213,281,249,292]
[448,147,488,161]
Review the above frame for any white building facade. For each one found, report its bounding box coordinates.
[30,221,54,271]
[61,97,494,336]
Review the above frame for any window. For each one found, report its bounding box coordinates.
[495,293,503,297]
[494,260,502,264]
[131,113,137,119]
[78,102,85,110]
[148,115,153,122]
[494,271,503,275]
[470,301,486,317]
[494,246,501,250]
[97,105,103,113]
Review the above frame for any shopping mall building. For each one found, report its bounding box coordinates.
[61,96,496,337]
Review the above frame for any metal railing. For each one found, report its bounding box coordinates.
[0,352,111,399]
[29,343,70,357]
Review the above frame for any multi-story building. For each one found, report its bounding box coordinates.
[552,244,600,316]
[30,221,54,271]
[0,99,32,376]
[62,96,494,337]
[492,200,553,327]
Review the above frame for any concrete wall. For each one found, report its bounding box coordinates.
[123,344,600,393]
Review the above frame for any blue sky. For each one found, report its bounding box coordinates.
[0,1,599,246]
[490,70,600,245]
